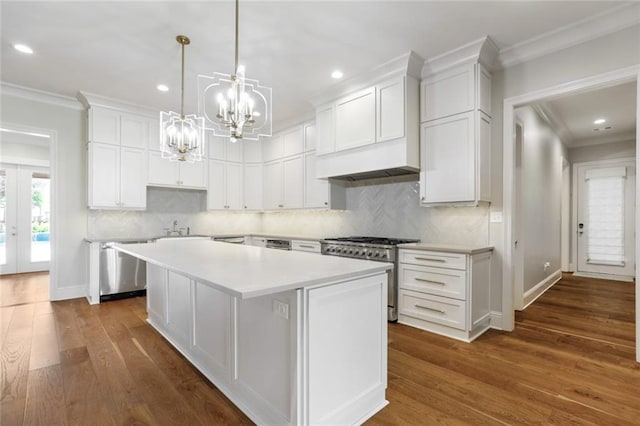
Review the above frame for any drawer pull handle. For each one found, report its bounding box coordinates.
[415,257,446,262]
[415,278,445,285]
[415,305,445,314]
[299,244,316,249]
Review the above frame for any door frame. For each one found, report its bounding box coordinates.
[502,64,640,362]
[0,122,57,298]
[572,158,635,279]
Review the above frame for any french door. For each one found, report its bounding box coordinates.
[0,163,51,274]
[576,161,635,278]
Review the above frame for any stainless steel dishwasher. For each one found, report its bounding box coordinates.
[99,241,147,302]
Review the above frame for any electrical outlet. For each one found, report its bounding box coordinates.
[273,300,289,319]
[490,211,503,223]
[543,262,551,272]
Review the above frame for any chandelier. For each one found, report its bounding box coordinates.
[198,0,272,142]
[160,35,205,162]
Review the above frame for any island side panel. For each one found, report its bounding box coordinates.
[305,272,388,425]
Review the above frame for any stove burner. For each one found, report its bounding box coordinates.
[323,236,419,246]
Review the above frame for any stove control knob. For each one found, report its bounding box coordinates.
[336,248,342,253]
[374,252,380,257]
[381,253,388,259]
[348,249,354,255]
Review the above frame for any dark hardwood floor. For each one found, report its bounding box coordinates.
[1,272,638,425]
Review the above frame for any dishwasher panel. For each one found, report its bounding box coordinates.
[100,242,147,302]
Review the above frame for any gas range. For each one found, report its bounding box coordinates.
[321,236,420,322]
[321,236,419,261]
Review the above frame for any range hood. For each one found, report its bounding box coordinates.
[329,167,418,182]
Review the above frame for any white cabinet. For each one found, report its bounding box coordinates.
[315,104,335,155]
[303,152,345,209]
[335,87,376,151]
[120,114,149,149]
[208,160,242,210]
[244,139,263,163]
[263,134,283,163]
[282,126,304,157]
[303,122,316,152]
[420,62,491,206]
[148,150,207,188]
[243,163,263,210]
[90,106,153,148]
[263,161,282,210]
[291,240,321,253]
[88,142,147,209]
[397,248,492,342]
[282,156,304,209]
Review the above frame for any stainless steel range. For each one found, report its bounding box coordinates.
[321,237,419,321]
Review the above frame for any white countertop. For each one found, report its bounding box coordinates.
[398,242,494,255]
[113,239,391,299]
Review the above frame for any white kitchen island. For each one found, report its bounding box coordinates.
[113,239,391,425]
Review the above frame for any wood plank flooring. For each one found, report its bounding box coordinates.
[1,272,637,425]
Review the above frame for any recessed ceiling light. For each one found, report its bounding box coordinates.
[13,43,34,54]
[157,84,169,92]
[331,70,343,79]
[593,118,606,125]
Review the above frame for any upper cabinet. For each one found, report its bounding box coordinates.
[312,52,422,180]
[419,34,496,207]
[87,105,151,209]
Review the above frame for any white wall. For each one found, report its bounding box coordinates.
[0,141,49,164]
[569,140,636,164]
[490,23,640,314]
[1,93,87,300]
[515,106,565,298]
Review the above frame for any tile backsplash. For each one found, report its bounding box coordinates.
[88,181,489,246]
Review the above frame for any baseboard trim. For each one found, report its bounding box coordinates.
[50,284,86,301]
[489,311,504,330]
[521,269,562,310]
[572,271,634,282]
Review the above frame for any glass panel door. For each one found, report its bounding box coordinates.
[30,172,50,263]
[0,165,18,274]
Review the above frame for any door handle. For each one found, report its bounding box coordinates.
[578,222,584,235]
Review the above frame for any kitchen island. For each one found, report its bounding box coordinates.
[113,239,392,425]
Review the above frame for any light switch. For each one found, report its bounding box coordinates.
[273,299,289,319]
[490,211,503,223]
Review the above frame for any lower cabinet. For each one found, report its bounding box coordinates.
[397,248,492,342]
[145,263,388,425]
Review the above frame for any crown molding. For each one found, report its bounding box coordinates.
[77,91,158,118]
[310,50,424,107]
[1,82,83,110]
[531,103,573,146]
[497,3,640,69]
[422,35,499,77]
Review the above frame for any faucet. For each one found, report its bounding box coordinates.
[163,219,181,236]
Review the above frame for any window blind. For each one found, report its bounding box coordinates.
[586,171,625,266]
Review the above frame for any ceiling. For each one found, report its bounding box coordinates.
[0,1,629,128]
[537,81,637,147]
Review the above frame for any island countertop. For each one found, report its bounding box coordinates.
[112,239,392,299]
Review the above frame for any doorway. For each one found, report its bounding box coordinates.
[502,67,640,362]
[1,164,51,274]
[574,159,635,279]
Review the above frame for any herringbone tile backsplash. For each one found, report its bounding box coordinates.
[89,182,489,246]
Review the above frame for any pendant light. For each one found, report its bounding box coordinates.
[160,35,205,162]
[198,0,272,143]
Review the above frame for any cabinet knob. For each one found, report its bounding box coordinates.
[279,204,283,208]
[244,206,247,209]
[421,196,425,201]
[324,201,328,205]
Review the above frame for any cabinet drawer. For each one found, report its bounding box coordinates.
[292,240,321,253]
[399,290,466,330]
[399,264,466,300]
[400,249,466,270]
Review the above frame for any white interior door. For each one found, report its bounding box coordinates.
[577,162,635,277]
[1,164,51,274]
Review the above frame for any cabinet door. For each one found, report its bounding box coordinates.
[166,271,191,349]
[120,147,147,208]
[421,63,474,122]
[226,162,243,210]
[335,87,375,151]
[263,134,283,162]
[207,159,226,210]
[377,77,405,142]
[282,155,304,209]
[120,114,149,149]
[304,122,316,152]
[282,126,304,157]
[148,118,160,152]
[421,112,475,203]
[263,161,283,210]
[179,161,207,188]
[208,133,227,160]
[243,163,263,210]
[243,139,262,163]
[89,142,119,208]
[90,107,120,145]
[226,139,243,163]
[315,104,335,155]
[148,150,179,186]
[304,152,329,208]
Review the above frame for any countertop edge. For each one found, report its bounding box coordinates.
[398,243,494,255]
